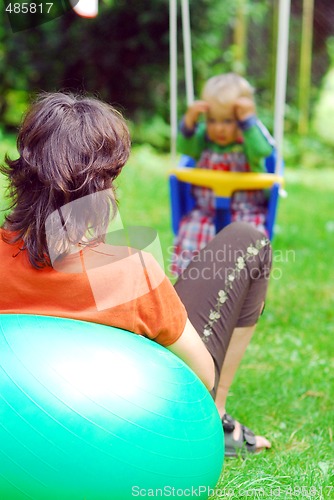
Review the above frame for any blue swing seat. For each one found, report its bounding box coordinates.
[169,149,284,240]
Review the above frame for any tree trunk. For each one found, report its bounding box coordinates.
[298,0,314,135]
[232,0,248,75]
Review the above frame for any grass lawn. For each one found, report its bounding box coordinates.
[0,140,333,498]
[117,148,334,499]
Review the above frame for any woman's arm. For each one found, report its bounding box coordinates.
[166,318,215,391]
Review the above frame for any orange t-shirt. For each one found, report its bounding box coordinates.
[0,231,187,346]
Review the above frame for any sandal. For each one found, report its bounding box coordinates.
[222,413,259,457]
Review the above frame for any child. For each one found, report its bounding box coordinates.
[172,72,274,276]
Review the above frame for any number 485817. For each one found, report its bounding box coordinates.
[5,3,53,14]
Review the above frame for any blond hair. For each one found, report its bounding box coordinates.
[202,73,254,105]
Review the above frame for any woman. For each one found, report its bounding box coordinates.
[0,92,272,456]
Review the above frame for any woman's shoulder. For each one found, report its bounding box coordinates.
[0,227,21,250]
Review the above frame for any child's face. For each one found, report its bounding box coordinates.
[206,104,239,147]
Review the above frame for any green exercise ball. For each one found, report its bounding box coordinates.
[0,314,224,499]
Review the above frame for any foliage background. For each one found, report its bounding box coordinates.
[0,2,333,496]
[1,0,334,163]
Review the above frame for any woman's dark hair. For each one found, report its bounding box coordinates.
[0,92,131,268]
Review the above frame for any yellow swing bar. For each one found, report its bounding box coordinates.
[169,168,284,198]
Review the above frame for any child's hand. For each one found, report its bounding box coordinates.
[234,97,256,122]
[184,100,209,130]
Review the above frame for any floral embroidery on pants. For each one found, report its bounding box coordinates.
[201,236,270,342]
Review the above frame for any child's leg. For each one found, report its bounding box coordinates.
[171,209,215,277]
[231,190,268,236]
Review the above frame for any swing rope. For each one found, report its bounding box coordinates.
[181,0,194,107]
[169,0,178,162]
[169,0,194,161]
